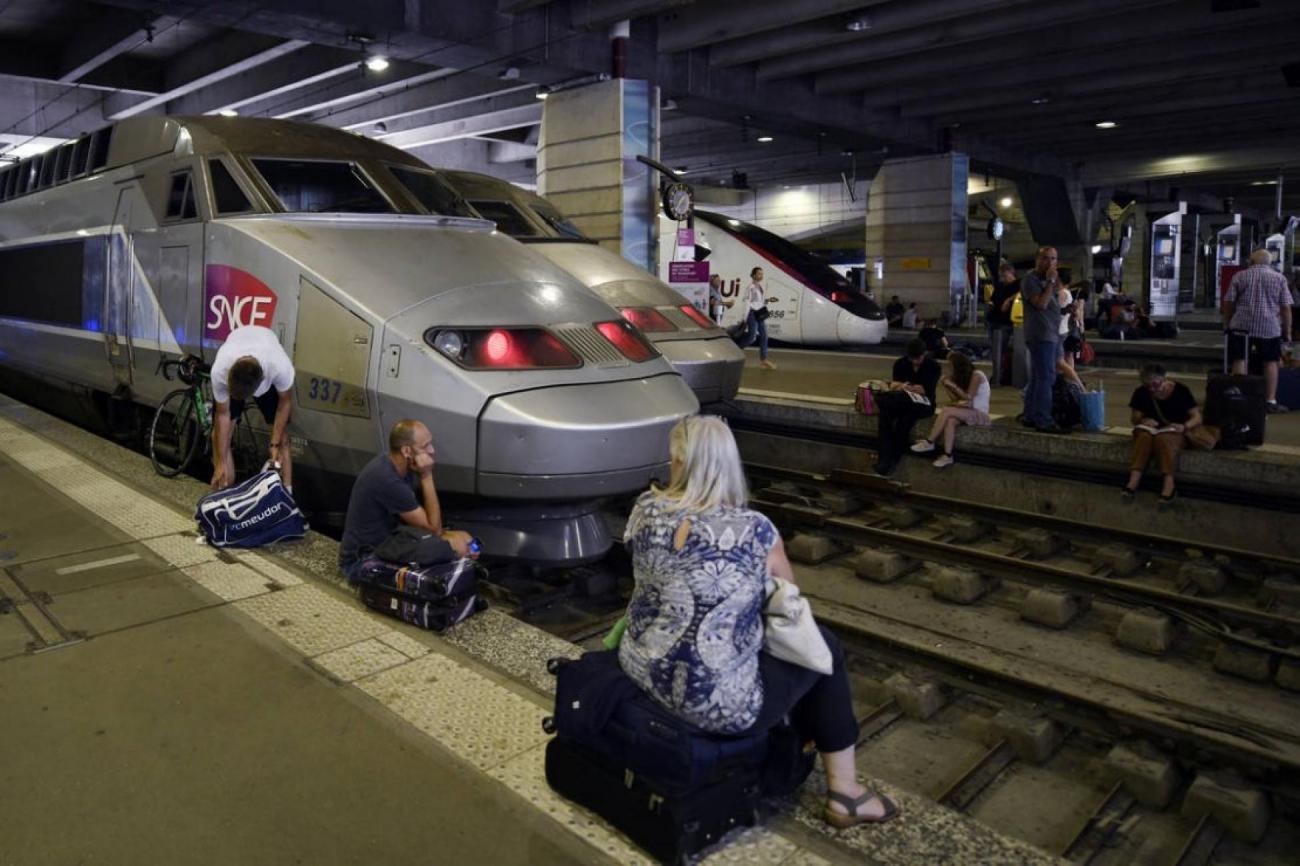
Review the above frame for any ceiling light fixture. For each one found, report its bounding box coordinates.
[1030,94,1051,105]
[1251,179,1279,186]
[365,55,390,72]
[1094,120,1118,129]
[535,88,550,100]
[999,196,1013,208]
[756,135,773,143]
[217,108,238,117]
[845,14,872,31]
[673,166,687,175]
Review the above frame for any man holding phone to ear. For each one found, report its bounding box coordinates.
[338,418,474,580]
[1020,247,1066,433]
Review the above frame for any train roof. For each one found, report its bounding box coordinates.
[0,116,427,206]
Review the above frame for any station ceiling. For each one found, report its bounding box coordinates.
[0,0,1297,216]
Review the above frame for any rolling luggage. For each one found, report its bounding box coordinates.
[542,652,814,865]
[352,556,485,632]
[1207,330,1266,447]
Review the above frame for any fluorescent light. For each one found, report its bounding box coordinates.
[1251,179,1278,186]
[673,166,687,175]
[998,196,1013,208]
[756,135,773,143]
[365,55,390,72]
[535,89,549,100]
[1091,244,1103,254]
[845,14,872,31]
[217,108,238,117]
[1095,120,1118,129]
[1030,95,1051,105]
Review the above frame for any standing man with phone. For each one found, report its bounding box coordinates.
[1020,247,1065,433]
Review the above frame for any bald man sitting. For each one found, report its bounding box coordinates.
[338,419,473,579]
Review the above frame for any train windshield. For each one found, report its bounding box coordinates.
[695,211,883,318]
[467,200,542,238]
[388,166,477,218]
[251,158,395,214]
[530,199,589,241]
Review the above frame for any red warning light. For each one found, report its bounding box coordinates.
[484,329,511,363]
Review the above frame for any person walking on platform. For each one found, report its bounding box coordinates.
[873,338,941,476]
[988,263,1018,386]
[1020,247,1065,433]
[736,266,776,370]
[618,416,898,828]
[910,352,990,468]
[1223,248,1294,413]
[338,419,474,580]
[209,325,296,491]
[1122,364,1203,506]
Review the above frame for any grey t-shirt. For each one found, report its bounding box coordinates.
[1021,272,1062,343]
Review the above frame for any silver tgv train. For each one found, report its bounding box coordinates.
[439,170,744,404]
[0,116,698,564]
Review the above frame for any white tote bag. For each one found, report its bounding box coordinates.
[763,576,833,675]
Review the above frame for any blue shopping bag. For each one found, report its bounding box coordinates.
[1079,389,1106,432]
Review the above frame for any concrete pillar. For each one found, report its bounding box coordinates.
[865,153,969,323]
[536,78,659,273]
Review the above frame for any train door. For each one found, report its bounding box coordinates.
[293,277,372,419]
[106,187,140,387]
[158,168,205,362]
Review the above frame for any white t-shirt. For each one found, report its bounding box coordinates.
[745,282,766,312]
[210,325,295,404]
[902,308,918,328]
[1058,289,1073,336]
[970,371,991,414]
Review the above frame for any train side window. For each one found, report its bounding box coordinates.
[208,159,253,214]
[250,158,395,214]
[388,165,475,217]
[38,151,57,188]
[71,136,91,177]
[0,167,11,201]
[55,143,75,183]
[88,128,111,172]
[166,172,197,220]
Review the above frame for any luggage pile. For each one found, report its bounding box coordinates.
[542,651,814,865]
[350,556,485,632]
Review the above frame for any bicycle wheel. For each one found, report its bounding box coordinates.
[149,388,203,477]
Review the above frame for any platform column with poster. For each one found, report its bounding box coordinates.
[667,227,709,314]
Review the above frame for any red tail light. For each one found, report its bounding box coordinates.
[830,291,850,303]
[425,327,581,369]
[596,320,658,362]
[678,304,718,329]
[619,306,677,332]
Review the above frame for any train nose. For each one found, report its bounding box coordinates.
[655,337,745,404]
[474,374,698,499]
[835,308,887,345]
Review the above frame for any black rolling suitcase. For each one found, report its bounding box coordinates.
[542,652,814,865]
[351,557,486,631]
[1206,331,1266,447]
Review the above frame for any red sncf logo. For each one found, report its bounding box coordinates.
[205,265,278,341]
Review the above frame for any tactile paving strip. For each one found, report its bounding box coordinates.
[375,629,430,659]
[697,826,806,865]
[183,561,276,602]
[439,608,581,697]
[358,654,550,772]
[230,551,305,587]
[234,585,390,656]
[312,638,410,682]
[142,534,220,569]
[488,744,656,866]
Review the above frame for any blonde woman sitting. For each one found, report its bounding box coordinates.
[618,416,898,828]
[910,352,991,468]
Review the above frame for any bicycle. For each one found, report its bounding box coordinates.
[148,354,213,477]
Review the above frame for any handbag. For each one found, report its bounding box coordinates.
[1078,389,1106,432]
[1079,339,1096,365]
[1185,424,1221,450]
[855,381,878,415]
[763,576,832,675]
[754,306,770,322]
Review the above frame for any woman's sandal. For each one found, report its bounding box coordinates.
[1120,486,1137,501]
[824,789,900,829]
[1158,489,1177,506]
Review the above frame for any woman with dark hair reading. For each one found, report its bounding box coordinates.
[910,351,991,468]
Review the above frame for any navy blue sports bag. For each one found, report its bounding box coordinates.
[195,469,307,548]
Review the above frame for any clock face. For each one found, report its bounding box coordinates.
[662,182,694,221]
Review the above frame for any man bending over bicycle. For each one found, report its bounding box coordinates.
[210,325,295,492]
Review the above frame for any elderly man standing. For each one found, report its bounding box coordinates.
[1020,247,1065,433]
[1224,248,1294,413]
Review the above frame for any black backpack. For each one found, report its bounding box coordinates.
[1052,378,1083,430]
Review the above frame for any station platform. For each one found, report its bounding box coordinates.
[0,394,1060,866]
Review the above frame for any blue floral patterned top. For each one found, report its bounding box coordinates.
[618,492,777,734]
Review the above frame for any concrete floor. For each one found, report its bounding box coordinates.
[0,453,582,866]
[737,347,1300,449]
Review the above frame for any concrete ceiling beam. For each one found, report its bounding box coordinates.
[712,0,1024,70]
[166,44,366,115]
[568,1,696,31]
[377,97,543,150]
[814,2,1278,95]
[243,64,458,121]
[857,25,1300,110]
[0,38,158,95]
[485,138,538,163]
[57,9,178,84]
[754,0,1177,81]
[657,0,886,56]
[340,81,539,136]
[0,78,116,139]
[108,32,310,119]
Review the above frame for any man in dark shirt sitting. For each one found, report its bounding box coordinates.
[918,319,950,359]
[873,338,942,476]
[339,419,473,579]
[885,295,905,327]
